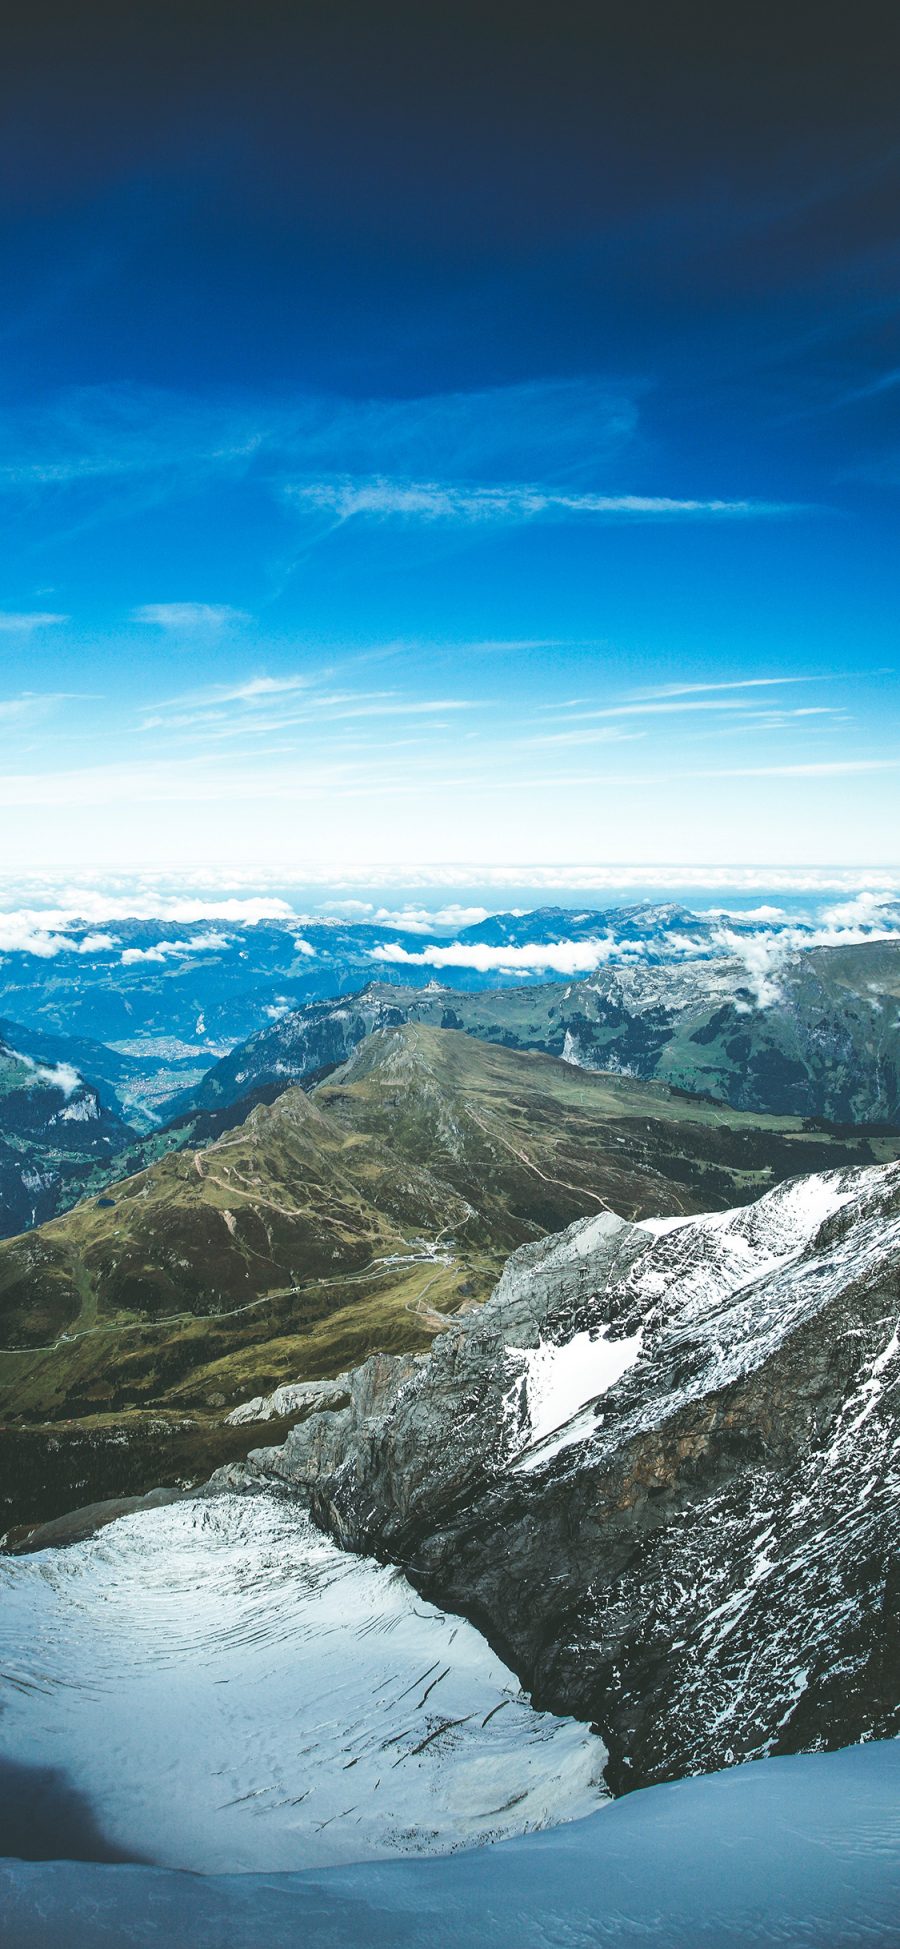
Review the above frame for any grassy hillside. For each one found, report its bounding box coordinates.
[2,1023,897,1536]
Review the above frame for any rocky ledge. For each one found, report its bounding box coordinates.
[215,1161,900,1794]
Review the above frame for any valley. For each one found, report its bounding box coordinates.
[5,3,900,1931]
[5,915,900,1250]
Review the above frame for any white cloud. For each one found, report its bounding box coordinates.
[207,675,311,704]
[119,931,231,965]
[288,476,793,525]
[0,920,118,959]
[0,895,296,957]
[140,676,479,736]
[133,603,248,629]
[370,893,900,993]
[5,863,900,918]
[819,890,900,927]
[704,905,795,924]
[710,905,900,1007]
[38,1059,82,1096]
[263,861,900,896]
[369,935,664,976]
[148,675,316,714]
[319,900,492,932]
[0,611,68,631]
[636,677,826,699]
[0,375,641,517]
[0,691,79,723]
[371,904,491,933]
[712,759,898,778]
[706,929,791,1007]
[10,1049,83,1097]
[543,698,843,724]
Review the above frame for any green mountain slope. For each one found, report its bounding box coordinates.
[2,1023,898,1536]
[179,940,900,1128]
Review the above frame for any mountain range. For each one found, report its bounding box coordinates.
[4,913,900,1243]
[3,932,900,1908]
[4,1021,895,1536]
[5,905,744,1055]
[179,937,900,1126]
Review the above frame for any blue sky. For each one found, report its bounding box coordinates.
[1,4,898,870]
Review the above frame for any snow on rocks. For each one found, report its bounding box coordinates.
[236,1159,900,1792]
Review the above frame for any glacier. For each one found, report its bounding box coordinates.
[0,1492,605,1874]
[2,1743,898,1947]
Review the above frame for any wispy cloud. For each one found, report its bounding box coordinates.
[7,864,898,900]
[0,690,81,722]
[711,758,898,778]
[544,696,843,723]
[0,377,636,496]
[138,677,480,738]
[287,476,795,525]
[120,931,230,965]
[147,673,316,713]
[0,379,801,545]
[133,602,248,628]
[0,611,68,631]
[516,726,644,749]
[635,676,828,699]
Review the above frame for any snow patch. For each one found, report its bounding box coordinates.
[56,1093,99,1122]
[513,1326,643,1448]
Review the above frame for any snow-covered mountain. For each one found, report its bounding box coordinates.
[3,1158,899,1946]
[0,903,770,1057]
[227,1159,900,1792]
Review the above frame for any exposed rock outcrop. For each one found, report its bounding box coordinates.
[226,1163,900,1793]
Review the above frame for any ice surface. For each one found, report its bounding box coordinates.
[2,1743,898,1947]
[0,1493,605,1873]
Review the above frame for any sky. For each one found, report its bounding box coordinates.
[1,1,898,873]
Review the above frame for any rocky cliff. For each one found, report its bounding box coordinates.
[229,1161,900,1793]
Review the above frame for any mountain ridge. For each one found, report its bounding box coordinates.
[226,1156,900,1794]
[177,938,900,1129]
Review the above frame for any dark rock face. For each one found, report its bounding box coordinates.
[230,1163,900,1794]
[189,990,413,1112]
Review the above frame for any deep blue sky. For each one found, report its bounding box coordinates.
[1,1,898,869]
